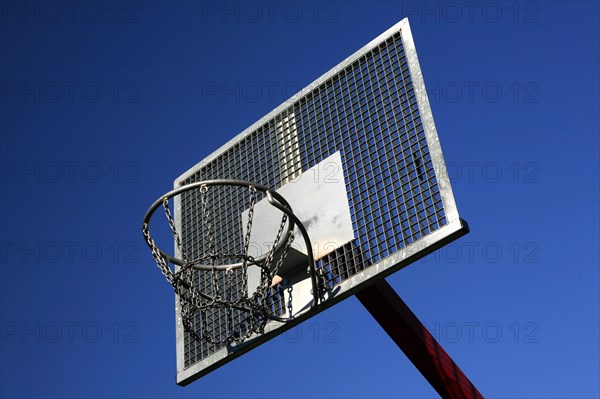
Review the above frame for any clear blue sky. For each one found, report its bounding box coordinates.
[1,1,598,398]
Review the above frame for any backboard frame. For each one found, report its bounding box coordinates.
[172,17,468,385]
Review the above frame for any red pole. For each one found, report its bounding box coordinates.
[356,279,484,399]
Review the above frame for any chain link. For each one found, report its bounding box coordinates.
[241,186,256,299]
[163,197,188,264]
[273,231,294,277]
[200,186,221,302]
[287,285,294,318]
[263,213,288,268]
[142,223,174,284]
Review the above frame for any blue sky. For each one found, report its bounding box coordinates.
[1,1,598,398]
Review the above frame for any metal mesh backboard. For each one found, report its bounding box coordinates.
[173,18,467,385]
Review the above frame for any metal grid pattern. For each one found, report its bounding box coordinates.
[179,30,447,368]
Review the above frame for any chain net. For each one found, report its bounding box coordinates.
[142,184,295,345]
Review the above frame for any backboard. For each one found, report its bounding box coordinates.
[162,18,468,385]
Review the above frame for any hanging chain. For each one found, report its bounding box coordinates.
[163,197,188,264]
[241,186,256,299]
[200,186,215,255]
[142,223,174,284]
[263,213,288,268]
[287,284,294,318]
[272,231,294,277]
[200,186,220,301]
[279,233,296,318]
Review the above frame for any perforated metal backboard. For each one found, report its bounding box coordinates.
[173,18,468,385]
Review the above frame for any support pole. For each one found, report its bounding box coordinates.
[356,279,484,399]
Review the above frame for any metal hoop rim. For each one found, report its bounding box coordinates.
[142,179,296,271]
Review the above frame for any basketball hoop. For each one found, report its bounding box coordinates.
[142,180,320,345]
